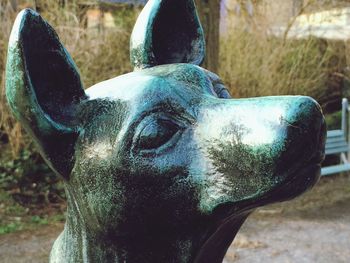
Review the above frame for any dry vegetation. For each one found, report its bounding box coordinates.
[219,0,350,102]
[0,1,24,155]
[220,32,329,98]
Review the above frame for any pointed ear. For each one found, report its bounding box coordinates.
[130,0,205,70]
[6,9,87,178]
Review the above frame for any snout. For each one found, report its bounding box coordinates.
[275,96,326,181]
[196,95,326,207]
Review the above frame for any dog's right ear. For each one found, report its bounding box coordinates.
[6,9,87,178]
[130,0,205,70]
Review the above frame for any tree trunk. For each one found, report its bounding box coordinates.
[195,0,221,73]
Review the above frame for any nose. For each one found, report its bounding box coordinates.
[274,96,326,176]
[198,95,326,175]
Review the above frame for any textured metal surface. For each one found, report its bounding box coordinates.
[130,0,205,69]
[6,1,326,262]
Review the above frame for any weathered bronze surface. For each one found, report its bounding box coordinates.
[6,0,326,262]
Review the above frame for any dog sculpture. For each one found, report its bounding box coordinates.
[6,0,326,262]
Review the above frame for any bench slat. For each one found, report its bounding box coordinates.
[325,146,349,155]
[321,163,350,176]
[327,130,344,138]
[326,136,346,143]
[325,141,348,149]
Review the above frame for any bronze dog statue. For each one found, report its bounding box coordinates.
[6,0,326,262]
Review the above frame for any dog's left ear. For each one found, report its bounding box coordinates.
[130,0,205,70]
[6,9,87,178]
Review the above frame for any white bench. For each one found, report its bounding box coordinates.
[321,98,350,176]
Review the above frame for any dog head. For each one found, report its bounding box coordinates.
[6,0,326,261]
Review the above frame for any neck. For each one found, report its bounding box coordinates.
[50,195,249,263]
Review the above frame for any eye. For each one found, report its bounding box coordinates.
[137,118,180,150]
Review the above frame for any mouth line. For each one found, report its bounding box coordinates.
[286,151,324,182]
[255,146,325,207]
[213,150,325,219]
[307,150,325,167]
[283,135,325,180]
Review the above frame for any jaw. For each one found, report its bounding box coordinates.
[190,161,322,263]
[52,204,248,263]
[211,162,322,220]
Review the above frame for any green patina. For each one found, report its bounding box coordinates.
[5,0,325,262]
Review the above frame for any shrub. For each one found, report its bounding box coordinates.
[219,28,348,106]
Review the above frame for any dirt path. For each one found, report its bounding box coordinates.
[1,176,349,262]
[0,224,62,263]
[225,210,350,263]
[224,175,350,263]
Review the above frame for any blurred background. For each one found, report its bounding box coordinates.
[0,0,349,262]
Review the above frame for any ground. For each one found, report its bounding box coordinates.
[0,175,349,263]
